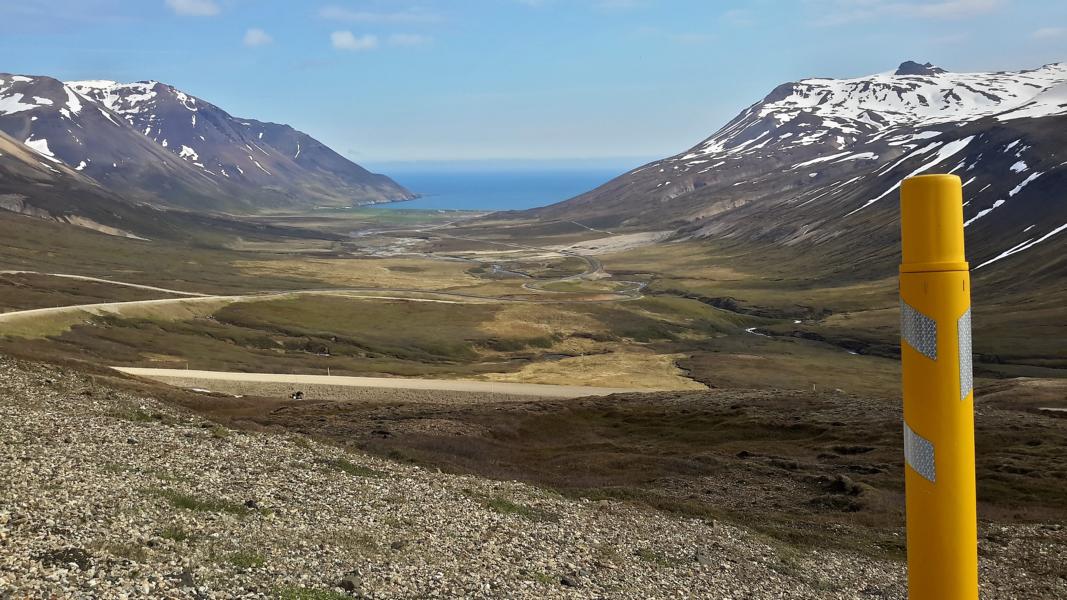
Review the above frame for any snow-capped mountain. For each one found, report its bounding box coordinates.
[0,73,413,212]
[535,61,1067,275]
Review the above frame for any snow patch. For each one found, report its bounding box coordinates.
[791,151,852,169]
[249,156,271,175]
[849,136,975,215]
[63,86,84,114]
[1009,172,1042,196]
[964,199,1005,227]
[65,79,117,90]
[0,94,37,115]
[25,137,60,162]
[836,152,879,162]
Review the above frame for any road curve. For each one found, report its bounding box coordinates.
[0,266,642,332]
[0,271,210,297]
[0,289,501,329]
[113,367,641,399]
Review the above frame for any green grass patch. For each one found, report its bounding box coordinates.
[160,524,192,543]
[323,530,380,556]
[635,547,687,568]
[96,541,149,562]
[273,587,352,600]
[214,296,502,363]
[107,405,174,424]
[148,488,250,516]
[227,550,266,569]
[528,571,557,585]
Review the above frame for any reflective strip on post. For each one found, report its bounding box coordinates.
[903,421,936,483]
[958,308,973,400]
[901,300,937,360]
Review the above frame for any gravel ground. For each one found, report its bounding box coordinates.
[0,356,1063,599]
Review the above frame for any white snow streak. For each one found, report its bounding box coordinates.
[1009,172,1042,197]
[975,223,1067,269]
[848,136,975,215]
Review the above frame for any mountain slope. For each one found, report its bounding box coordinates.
[0,128,346,247]
[0,128,156,239]
[534,62,1067,277]
[0,73,413,212]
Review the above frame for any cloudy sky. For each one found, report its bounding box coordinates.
[1,0,1065,163]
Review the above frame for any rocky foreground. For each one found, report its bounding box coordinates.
[0,357,1063,599]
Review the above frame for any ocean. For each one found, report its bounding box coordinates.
[376,168,630,212]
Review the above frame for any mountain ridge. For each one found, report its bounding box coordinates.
[530,61,1067,278]
[0,72,414,213]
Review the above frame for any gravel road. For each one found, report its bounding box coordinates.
[113,367,641,400]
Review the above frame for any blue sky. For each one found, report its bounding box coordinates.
[2,0,1065,164]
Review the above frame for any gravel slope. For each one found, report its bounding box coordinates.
[0,356,1062,599]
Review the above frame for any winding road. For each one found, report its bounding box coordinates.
[0,270,211,297]
[0,228,662,396]
[0,221,654,330]
[0,235,642,331]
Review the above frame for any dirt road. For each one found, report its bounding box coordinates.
[113,367,642,399]
[0,257,638,335]
[0,270,210,297]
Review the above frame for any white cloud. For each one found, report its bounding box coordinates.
[1032,27,1067,40]
[164,0,219,17]
[331,31,379,51]
[389,33,432,47]
[811,0,1002,25]
[318,6,441,23]
[243,28,273,47]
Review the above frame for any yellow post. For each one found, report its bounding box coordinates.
[899,174,978,600]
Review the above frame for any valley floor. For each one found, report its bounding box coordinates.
[3,356,1065,599]
[1,208,1065,598]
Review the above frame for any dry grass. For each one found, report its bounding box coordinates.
[680,337,901,398]
[234,257,478,291]
[0,311,93,339]
[479,304,602,339]
[482,350,706,391]
[0,298,238,340]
